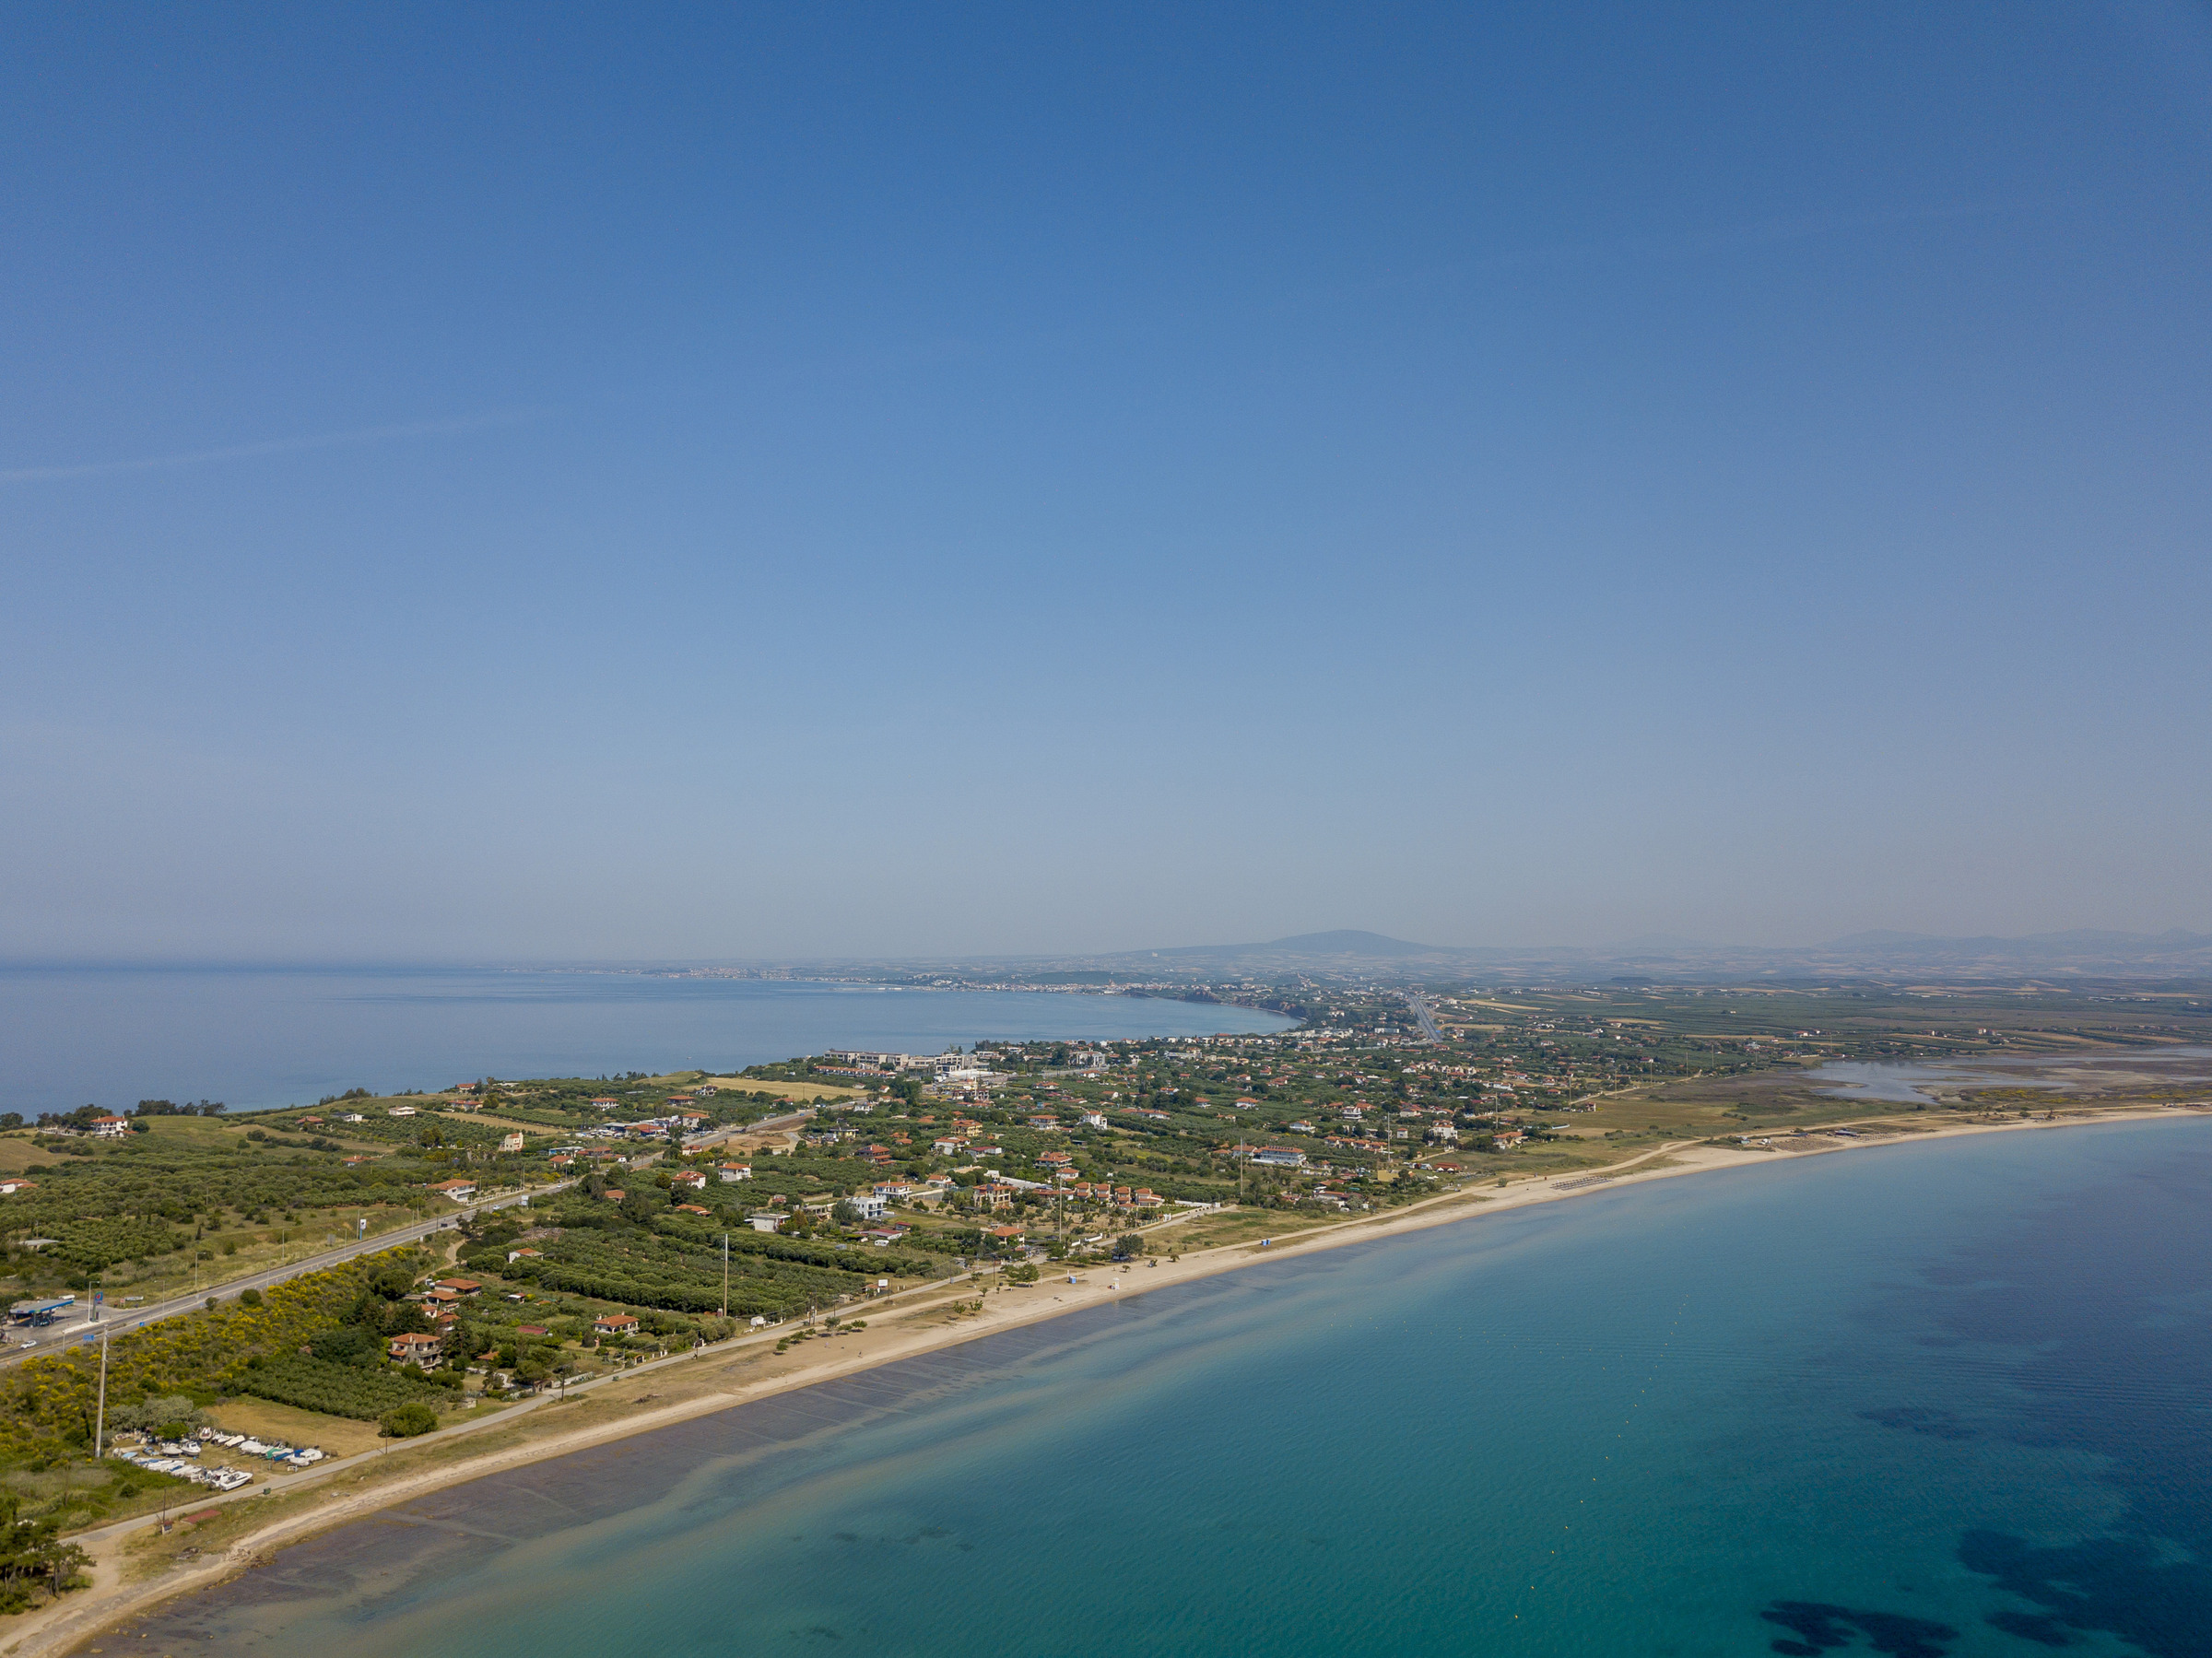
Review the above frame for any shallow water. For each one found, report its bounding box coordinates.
[0,967,1290,1114]
[1809,1047,2212,1103]
[109,1116,2212,1657]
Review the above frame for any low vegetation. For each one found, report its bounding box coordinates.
[233,1354,453,1422]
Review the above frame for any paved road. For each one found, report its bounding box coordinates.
[2,1182,570,1369]
[1403,991,1444,1044]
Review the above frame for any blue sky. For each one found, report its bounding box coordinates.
[5,4,2208,961]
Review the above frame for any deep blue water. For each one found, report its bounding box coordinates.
[0,966,1291,1115]
[109,1116,2212,1657]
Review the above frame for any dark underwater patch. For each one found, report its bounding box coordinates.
[1859,1407,1977,1441]
[1761,1600,1958,1658]
[1985,1610,2077,1646]
[1959,1529,2212,1658]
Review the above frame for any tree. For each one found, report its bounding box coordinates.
[1114,1234,1146,1259]
[440,1322,473,1370]
[380,1402,439,1438]
[830,1199,863,1225]
[0,1493,89,1612]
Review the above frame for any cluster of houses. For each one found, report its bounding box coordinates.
[32,1113,135,1140]
[382,1275,486,1366]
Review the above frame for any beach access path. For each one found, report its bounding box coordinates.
[6,1101,2203,1658]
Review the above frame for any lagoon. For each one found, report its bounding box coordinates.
[113,1115,2212,1658]
[0,967,1292,1116]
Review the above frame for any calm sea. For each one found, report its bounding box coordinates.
[108,1116,2212,1658]
[0,967,1291,1116]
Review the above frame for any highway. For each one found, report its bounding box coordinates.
[3,1105,823,1367]
[1,1183,566,1368]
[1403,991,1444,1044]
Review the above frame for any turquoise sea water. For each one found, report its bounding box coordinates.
[0,967,1290,1114]
[110,1118,2212,1657]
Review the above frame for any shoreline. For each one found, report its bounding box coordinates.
[11,1101,2201,1657]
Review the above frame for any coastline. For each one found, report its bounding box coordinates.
[11,1101,2200,1657]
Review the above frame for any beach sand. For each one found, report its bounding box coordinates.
[8,1101,2196,1658]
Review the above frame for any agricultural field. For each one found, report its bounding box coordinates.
[0,1111,536,1311]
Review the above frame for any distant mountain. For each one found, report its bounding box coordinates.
[1259,930,1439,957]
[1057,925,2212,984]
[1144,930,1439,961]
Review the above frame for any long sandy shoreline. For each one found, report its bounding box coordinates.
[8,1102,2198,1657]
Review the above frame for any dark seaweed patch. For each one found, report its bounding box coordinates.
[1859,1407,1977,1441]
[1986,1610,2077,1646]
[1959,1529,2212,1658]
[1762,1601,1958,1658]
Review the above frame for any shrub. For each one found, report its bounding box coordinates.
[3,1249,427,1462]
[380,1402,439,1438]
[307,1325,379,1365]
[238,1288,261,1307]
[110,1394,206,1435]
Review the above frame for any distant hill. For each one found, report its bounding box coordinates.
[1061,925,2212,983]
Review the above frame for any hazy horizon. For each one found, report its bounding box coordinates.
[8,922,2210,974]
[7,5,2208,962]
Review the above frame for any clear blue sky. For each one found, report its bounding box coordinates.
[6,4,2208,961]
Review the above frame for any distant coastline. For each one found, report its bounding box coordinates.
[0,967,1293,1117]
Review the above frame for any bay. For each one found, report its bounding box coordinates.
[0,967,1291,1116]
[112,1115,2212,1657]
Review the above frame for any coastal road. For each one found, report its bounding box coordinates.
[1403,992,1444,1044]
[2,1182,572,1370]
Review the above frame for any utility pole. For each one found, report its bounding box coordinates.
[91,1327,111,1460]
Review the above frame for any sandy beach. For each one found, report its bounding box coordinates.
[9,1101,2198,1658]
